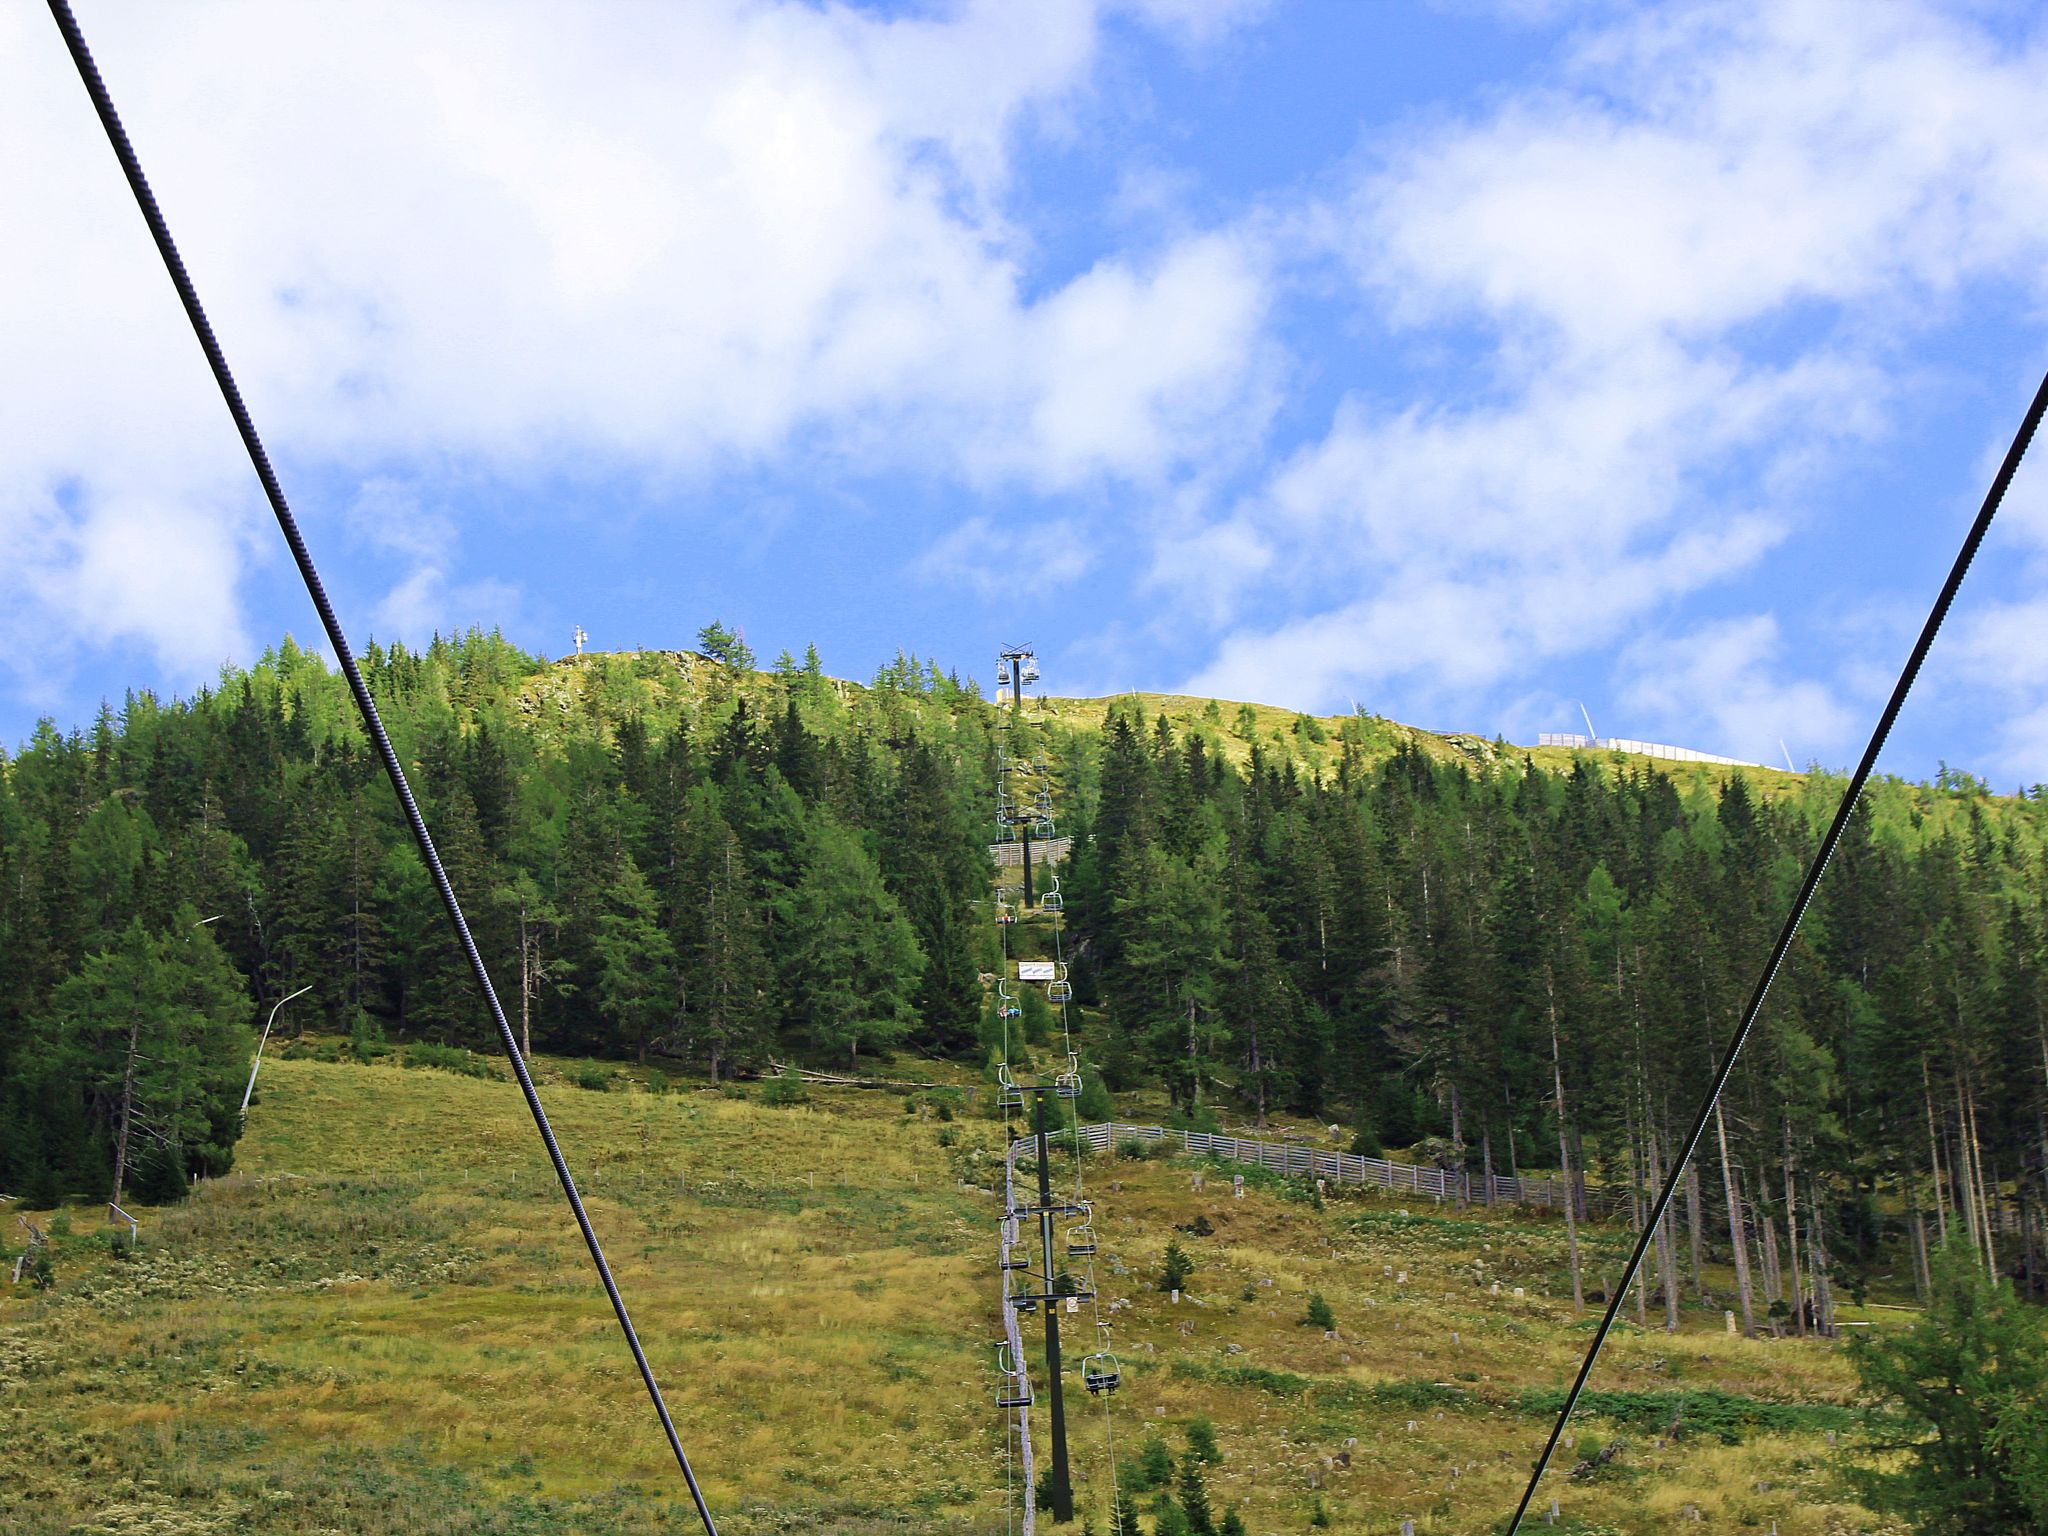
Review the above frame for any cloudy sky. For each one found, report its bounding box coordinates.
[6,0,2048,784]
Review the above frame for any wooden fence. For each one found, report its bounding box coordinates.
[989,836,1073,868]
[1074,1121,1589,1213]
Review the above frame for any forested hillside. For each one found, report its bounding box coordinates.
[4,628,2045,1321]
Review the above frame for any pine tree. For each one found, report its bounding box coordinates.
[1176,1460,1215,1536]
[676,786,772,1079]
[1159,1237,1194,1292]
[1847,1239,2048,1532]
[592,857,676,1062]
[781,821,926,1068]
[41,909,252,1208]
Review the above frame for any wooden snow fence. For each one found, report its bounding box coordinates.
[1074,1122,1587,1212]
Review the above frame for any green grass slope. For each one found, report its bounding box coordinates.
[5,1050,1905,1535]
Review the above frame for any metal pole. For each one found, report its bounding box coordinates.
[1036,1092,1074,1522]
[241,984,313,1118]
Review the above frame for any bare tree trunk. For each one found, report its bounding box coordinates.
[1809,1183,1837,1336]
[518,901,534,1059]
[1715,1100,1755,1337]
[1908,1206,1930,1302]
[1572,1124,1589,1222]
[1955,1073,1984,1267]
[1782,1116,1806,1337]
[1760,1203,1783,1315]
[1647,1120,1679,1332]
[1924,1062,1949,1244]
[1967,1085,1998,1276]
[1686,1164,1706,1298]
[110,1008,141,1216]
[1482,1129,1496,1208]
[1548,994,1584,1315]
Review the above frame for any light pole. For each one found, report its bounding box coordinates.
[241,985,313,1120]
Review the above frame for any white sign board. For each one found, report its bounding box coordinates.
[1018,961,1056,982]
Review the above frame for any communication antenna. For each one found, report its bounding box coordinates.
[574,625,588,656]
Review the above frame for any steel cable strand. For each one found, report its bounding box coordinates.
[1503,364,2048,1535]
[42,4,721,1526]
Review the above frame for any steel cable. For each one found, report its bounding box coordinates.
[44,4,720,1528]
[1504,364,2048,1534]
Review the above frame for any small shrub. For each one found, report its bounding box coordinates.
[643,1068,670,1096]
[573,1064,612,1092]
[935,1125,958,1148]
[407,1042,494,1079]
[1240,1282,1258,1302]
[348,1011,392,1061]
[1078,1070,1114,1121]
[1349,1121,1384,1159]
[1303,1292,1336,1331]
[48,1209,73,1238]
[935,1099,955,1122]
[759,1074,810,1107]
[1165,1101,1220,1134]
[28,1249,55,1291]
[1185,1417,1220,1464]
[106,1228,137,1262]
[1217,1514,1246,1536]
[1117,1137,1148,1161]
[1308,1497,1331,1528]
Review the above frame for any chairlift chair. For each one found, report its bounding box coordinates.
[1065,1205,1096,1258]
[1040,876,1063,912]
[1082,1350,1122,1395]
[996,1063,1024,1109]
[1000,1244,1030,1272]
[1047,978,1074,1005]
[1054,1067,1083,1099]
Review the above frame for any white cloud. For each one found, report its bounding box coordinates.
[913,513,1095,599]
[1615,614,1857,767]
[1175,0,2048,737]
[1,0,1273,698]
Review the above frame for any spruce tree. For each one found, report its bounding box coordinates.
[781,821,926,1068]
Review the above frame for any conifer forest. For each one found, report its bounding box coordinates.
[4,628,2045,1328]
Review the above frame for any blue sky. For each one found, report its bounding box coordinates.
[7,0,2048,786]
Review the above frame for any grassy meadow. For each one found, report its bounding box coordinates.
[4,1046,1910,1535]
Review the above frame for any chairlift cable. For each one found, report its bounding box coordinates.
[43,5,721,1527]
[1502,364,2048,1535]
